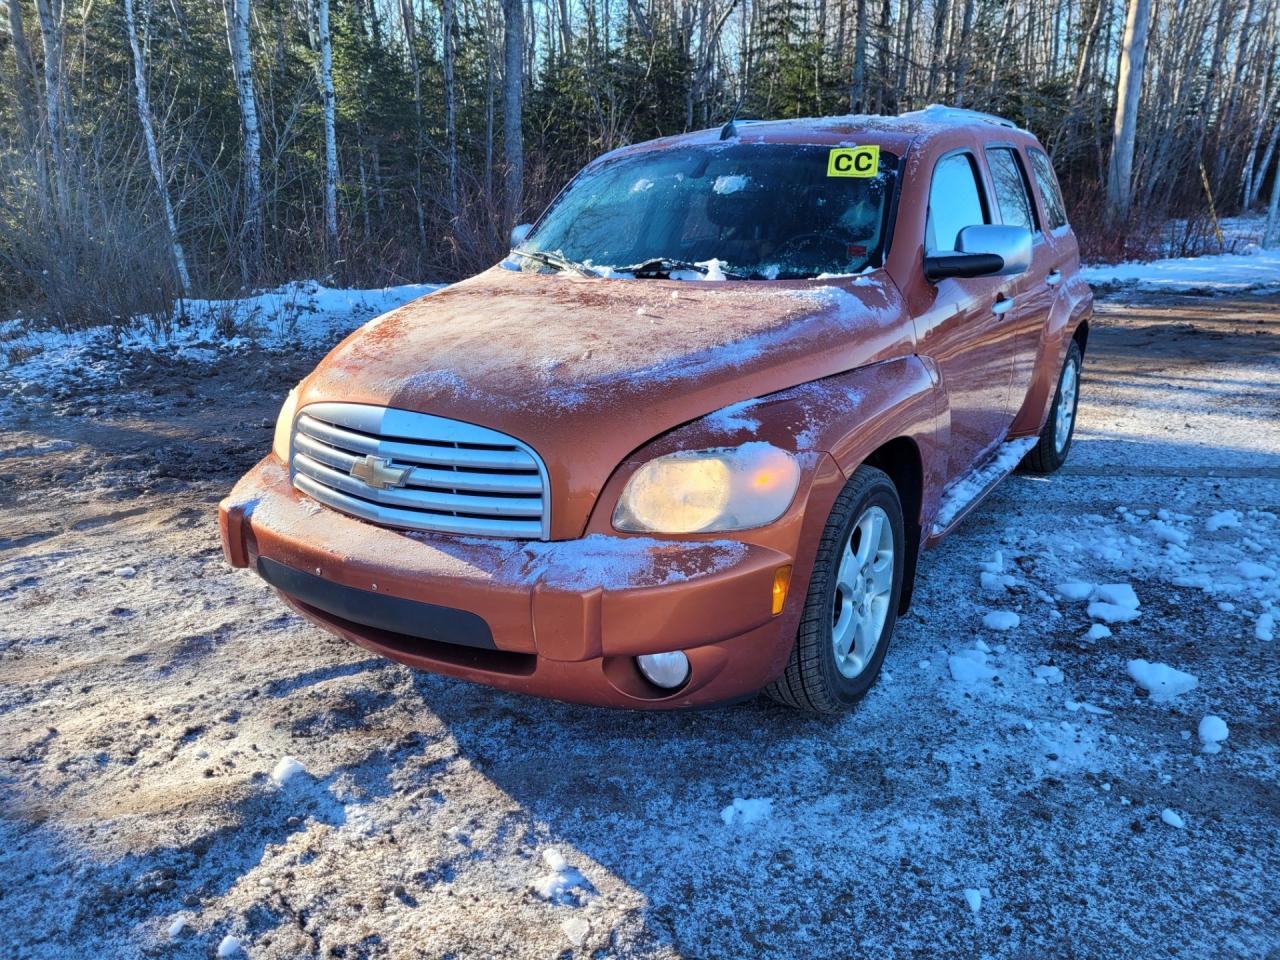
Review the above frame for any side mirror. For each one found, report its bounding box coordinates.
[510,223,533,247]
[924,224,1032,282]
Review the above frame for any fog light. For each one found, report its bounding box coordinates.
[636,651,690,689]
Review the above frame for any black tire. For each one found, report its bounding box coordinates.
[765,465,905,714]
[1022,339,1082,475]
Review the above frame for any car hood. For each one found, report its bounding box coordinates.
[298,265,911,536]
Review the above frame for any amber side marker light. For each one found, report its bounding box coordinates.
[772,565,793,616]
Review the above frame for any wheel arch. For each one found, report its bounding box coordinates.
[860,437,923,614]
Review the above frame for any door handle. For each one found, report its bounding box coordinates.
[1046,270,1062,287]
[992,295,1015,316]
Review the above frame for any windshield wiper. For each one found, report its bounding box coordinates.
[620,257,746,279]
[515,248,598,277]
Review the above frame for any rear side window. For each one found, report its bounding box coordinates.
[1028,148,1068,230]
[985,147,1036,231]
[926,152,988,252]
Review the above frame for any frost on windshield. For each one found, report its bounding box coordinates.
[520,143,897,280]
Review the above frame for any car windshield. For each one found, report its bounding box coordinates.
[518,142,898,280]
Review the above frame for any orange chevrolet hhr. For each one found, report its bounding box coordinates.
[221,107,1092,713]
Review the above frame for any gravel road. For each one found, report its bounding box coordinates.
[1,293,1277,959]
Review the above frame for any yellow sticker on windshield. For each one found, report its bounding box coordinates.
[827,145,880,178]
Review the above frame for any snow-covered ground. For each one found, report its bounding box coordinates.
[0,280,440,400]
[1,286,1279,958]
[1083,244,1280,293]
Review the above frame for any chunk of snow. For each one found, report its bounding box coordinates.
[1148,521,1190,546]
[982,611,1020,631]
[114,565,137,578]
[949,649,997,685]
[1198,715,1229,753]
[1206,510,1241,532]
[1160,808,1186,829]
[1057,581,1094,601]
[1126,660,1197,701]
[1091,583,1139,610]
[713,174,752,194]
[973,639,991,653]
[1083,623,1112,642]
[270,755,307,787]
[1087,601,1141,623]
[1033,665,1064,684]
[1064,700,1111,716]
[531,848,588,901]
[167,918,188,939]
[721,797,773,826]
[561,916,591,946]
[963,888,983,913]
[1236,561,1276,580]
[698,258,728,282]
[1257,612,1275,641]
[217,936,242,958]
[980,571,1016,593]
[978,552,1004,574]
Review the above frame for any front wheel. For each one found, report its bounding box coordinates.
[765,466,905,714]
[1022,339,1082,474]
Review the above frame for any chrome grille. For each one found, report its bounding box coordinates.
[290,402,550,539]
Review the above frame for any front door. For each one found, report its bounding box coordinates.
[913,150,1017,485]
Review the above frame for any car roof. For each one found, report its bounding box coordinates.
[597,105,1041,165]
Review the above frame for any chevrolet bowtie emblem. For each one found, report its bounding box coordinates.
[350,455,410,490]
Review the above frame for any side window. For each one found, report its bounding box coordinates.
[1028,148,1068,230]
[926,152,987,252]
[985,147,1037,231]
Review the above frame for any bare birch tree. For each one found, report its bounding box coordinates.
[502,0,524,224]
[317,0,339,256]
[223,0,262,277]
[1106,0,1153,227]
[123,0,192,295]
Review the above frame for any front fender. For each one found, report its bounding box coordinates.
[1011,274,1093,436]
[586,355,946,547]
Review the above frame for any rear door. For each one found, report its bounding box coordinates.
[912,150,1017,483]
[983,144,1053,412]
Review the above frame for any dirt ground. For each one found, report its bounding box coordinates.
[1,293,1277,959]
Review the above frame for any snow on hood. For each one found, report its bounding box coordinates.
[305,265,903,416]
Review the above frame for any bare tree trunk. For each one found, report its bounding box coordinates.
[1264,150,1280,246]
[443,0,459,213]
[850,0,867,111]
[123,0,192,295]
[7,0,47,198]
[502,0,524,224]
[925,0,948,101]
[223,0,263,277]
[33,0,68,213]
[952,0,976,105]
[1106,0,1153,227]
[397,0,428,248]
[318,0,339,257]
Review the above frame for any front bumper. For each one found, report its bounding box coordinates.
[219,457,825,708]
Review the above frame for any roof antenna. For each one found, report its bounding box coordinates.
[720,89,747,140]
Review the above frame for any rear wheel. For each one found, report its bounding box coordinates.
[766,466,905,714]
[1023,340,1082,474]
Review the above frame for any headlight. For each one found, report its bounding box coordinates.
[272,387,300,463]
[613,443,801,533]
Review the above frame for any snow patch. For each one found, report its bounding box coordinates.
[270,755,307,787]
[1198,715,1229,753]
[721,797,773,826]
[982,611,1020,631]
[531,848,589,902]
[932,437,1038,533]
[1126,660,1197,701]
[1160,809,1186,829]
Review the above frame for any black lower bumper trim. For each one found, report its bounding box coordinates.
[256,557,495,650]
